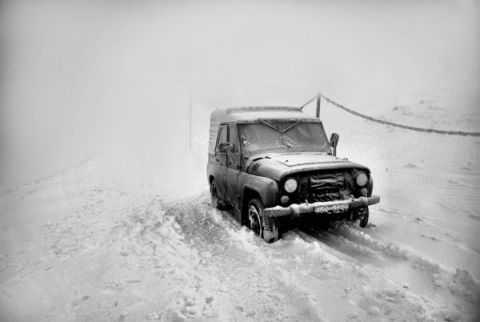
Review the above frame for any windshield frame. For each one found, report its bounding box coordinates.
[237,119,332,157]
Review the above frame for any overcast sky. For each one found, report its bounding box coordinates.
[1,0,479,186]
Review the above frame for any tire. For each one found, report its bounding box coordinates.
[356,207,369,228]
[210,181,227,210]
[247,198,280,243]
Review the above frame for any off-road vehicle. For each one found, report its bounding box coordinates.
[207,106,380,242]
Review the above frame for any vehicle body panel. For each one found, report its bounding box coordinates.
[247,153,369,182]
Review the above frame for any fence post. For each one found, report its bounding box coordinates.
[316,94,321,118]
[189,95,192,150]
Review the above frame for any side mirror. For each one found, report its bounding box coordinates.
[219,142,234,153]
[329,133,339,156]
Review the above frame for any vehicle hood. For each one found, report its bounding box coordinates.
[246,152,369,181]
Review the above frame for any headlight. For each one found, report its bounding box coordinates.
[355,172,368,187]
[284,178,298,193]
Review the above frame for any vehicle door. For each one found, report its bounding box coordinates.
[225,124,242,207]
[214,124,228,199]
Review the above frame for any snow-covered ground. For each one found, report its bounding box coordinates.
[1,93,480,320]
[1,1,480,321]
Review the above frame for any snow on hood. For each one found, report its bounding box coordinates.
[247,152,369,181]
[268,153,347,167]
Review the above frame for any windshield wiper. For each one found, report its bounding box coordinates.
[259,119,302,133]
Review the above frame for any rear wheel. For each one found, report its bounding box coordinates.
[248,198,280,243]
[210,181,227,210]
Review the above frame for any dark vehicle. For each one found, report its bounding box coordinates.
[207,106,380,242]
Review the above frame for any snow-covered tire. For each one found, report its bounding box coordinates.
[248,198,280,243]
[357,207,369,228]
[210,181,227,210]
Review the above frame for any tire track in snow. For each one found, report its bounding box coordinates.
[165,195,330,321]
[300,220,480,313]
[4,156,476,321]
[165,196,477,321]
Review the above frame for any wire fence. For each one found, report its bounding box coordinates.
[302,93,480,137]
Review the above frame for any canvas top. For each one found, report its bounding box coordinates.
[208,106,321,155]
[210,106,319,123]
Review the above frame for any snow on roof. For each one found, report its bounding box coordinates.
[211,106,318,123]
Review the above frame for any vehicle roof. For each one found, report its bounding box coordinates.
[208,106,321,155]
[211,106,320,123]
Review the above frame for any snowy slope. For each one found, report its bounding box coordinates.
[1,162,478,321]
[1,92,480,321]
[1,1,480,321]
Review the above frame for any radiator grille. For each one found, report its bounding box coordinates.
[296,172,344,202]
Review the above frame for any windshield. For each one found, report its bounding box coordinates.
[238,120,331,156]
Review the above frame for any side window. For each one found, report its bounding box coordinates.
[228,124,239,152]
[215,125,227,152]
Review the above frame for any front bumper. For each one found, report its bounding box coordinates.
[263,195,380,218]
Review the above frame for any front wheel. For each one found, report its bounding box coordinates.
[247,198,280,243]
[352,207,369,228]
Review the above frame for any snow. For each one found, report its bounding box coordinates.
[1,1,480,321]
[2,101,480,320]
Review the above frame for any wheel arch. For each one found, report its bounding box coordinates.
[242,175,278,207]
[241,187,261,225]
[241,176,278,225]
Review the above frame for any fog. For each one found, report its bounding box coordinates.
[2,2,480,320]
[1,0,479,187]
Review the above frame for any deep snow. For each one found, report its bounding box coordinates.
[1,1,480,321]
[1,94,480,320]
